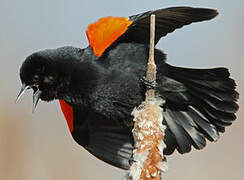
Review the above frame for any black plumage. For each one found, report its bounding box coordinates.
[18,7,239,169]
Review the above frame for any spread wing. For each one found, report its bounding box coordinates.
[160,64,239,155]
[86,7,218,57]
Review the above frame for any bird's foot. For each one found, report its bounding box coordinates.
[140,77,158,89]
[129,155,135,166]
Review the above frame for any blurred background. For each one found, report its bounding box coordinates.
[0,0,243,179]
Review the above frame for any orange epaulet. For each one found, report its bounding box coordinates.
[86,17,133,57]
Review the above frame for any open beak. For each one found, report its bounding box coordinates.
[32,89,42,113]
[16,83,42,113]
[16,83,29,102]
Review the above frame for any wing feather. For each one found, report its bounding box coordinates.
[86,7,218,56]
[162,64,239,154]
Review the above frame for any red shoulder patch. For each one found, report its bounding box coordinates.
[59,100,74,133]
[86,17,133,57]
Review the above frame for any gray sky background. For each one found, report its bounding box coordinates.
[0,0,243,180]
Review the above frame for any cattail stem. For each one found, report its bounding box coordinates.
[145,14,156,100]
[127,14,167,180]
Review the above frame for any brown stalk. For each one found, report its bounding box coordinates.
[128,14,166,180]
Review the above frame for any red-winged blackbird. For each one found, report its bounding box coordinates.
[17,7,239,169]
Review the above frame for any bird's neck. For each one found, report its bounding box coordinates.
[60,59,104,105]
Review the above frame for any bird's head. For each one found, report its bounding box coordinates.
[17,46,84,112]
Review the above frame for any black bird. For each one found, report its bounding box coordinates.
[17,7,239,169]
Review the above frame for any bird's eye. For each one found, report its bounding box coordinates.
[32,75,39,82]
[43,75,55,84]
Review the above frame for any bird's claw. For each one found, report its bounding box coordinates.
[140,77,158,89]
